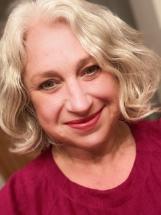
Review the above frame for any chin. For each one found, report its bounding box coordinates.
[47,116,119,151]
[62,128,113,151]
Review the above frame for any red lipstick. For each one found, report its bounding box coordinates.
[65,108,103,131]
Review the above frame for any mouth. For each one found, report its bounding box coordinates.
[65,107,104,131]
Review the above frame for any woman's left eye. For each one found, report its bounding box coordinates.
[82,65,101,77]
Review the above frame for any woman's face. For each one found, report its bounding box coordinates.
[24,21,120,150]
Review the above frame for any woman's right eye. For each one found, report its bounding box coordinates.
[38,79,59,91]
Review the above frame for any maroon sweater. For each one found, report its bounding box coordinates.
[0,119,161,214]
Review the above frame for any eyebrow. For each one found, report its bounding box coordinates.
[30,55,95,82]
[75,55,95,71]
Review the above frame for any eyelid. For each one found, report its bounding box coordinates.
[38,78,60,91]
[80,64,101,76]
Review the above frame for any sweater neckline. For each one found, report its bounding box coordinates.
[47,123,151,209]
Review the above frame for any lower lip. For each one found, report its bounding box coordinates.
[66,109,103,131]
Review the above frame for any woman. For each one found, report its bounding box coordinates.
[0,0,161,214]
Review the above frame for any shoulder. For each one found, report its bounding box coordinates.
[131,118,161,133]
[130,118,161,178]
[9,148,53,186]
[130,118,161,152]
[0,148,58,213]
[130,119,161,194]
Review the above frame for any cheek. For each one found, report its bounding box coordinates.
[87,75,119,102]
[31,93,63,124]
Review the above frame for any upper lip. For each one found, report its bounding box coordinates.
[65,107,103,125]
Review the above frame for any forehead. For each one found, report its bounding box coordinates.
[26,21,88,60]
[24,21,92,78]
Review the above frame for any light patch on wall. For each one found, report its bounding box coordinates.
[152,0,161,29]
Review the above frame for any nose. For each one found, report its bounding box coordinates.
[65,80,92,115]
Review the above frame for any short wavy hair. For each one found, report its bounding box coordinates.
[0,0,161,154]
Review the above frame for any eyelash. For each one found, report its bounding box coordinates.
[38,79,59,91]
[81,64,101,78]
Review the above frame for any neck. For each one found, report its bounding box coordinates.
[52,121,136,190]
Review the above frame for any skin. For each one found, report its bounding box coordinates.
[24,21,136,190]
